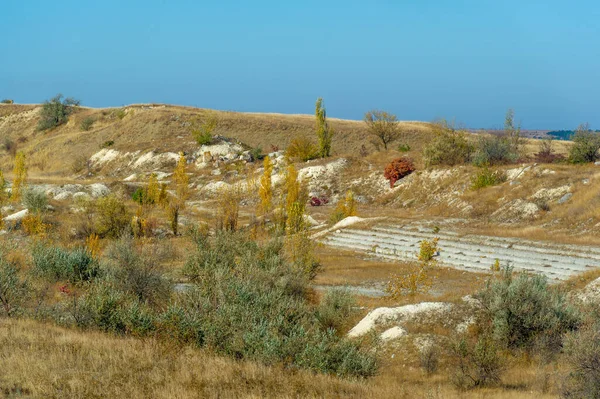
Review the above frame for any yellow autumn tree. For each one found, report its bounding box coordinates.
[386,238,440,298]
[146,173,159,205]
[166,152,189,235]
[284,164,307,235]
[280,164,319,278]
[258,156,273,216]
[11,151,27,202]
[173,152,189,203]
[329,190,357,224]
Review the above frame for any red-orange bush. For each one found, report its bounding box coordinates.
[384,157,415,188]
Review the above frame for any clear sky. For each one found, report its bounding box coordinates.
[1,0,599,129]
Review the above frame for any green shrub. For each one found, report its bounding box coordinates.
[104,236,171,307]
[113,108,127,120]
[477,266,580,352]
[180,231,377,377]
[191,114,218,146]
[37,94,80,131]
[286,137,319,162]
[132,188,150,205]
[561,321,600,398]
[74,281,127,333]
[249,147,264,161]
[397,143,411,152]
[157,303,204,345]
[80,117,95,131]
[32,244,100,283]
[101,140,114,148]
[569,123,600,163]
[95,195,130,238]
[22,188,48,214]
[316,289,357,332]
[472,135,518,166]
[451,333,504,389]
[423,126,473,166]
[1,99,14,104]
[0,255,29,317]
[470,166,506,190]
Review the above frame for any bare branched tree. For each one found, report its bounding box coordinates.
[364,110,400,150]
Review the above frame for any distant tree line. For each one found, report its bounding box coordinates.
[548,129,600,141]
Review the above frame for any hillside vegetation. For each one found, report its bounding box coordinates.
[2,100,600,398]
[0,103,431,176]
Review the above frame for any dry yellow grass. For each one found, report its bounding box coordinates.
[0,318,565,399]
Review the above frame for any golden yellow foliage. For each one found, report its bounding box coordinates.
[284,164,307,235]
[491,258,501,272]
[11,152,27,202]
[387,238,440,298]
[173,152,189,206]
[386,262,433,298]
[146,173,159,205]
[330,191,357,224]
[216,183,244,232]
[22,213,49,238]
[85,233,101,259]
[418,238,439,262]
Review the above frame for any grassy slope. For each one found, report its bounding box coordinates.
[0,103,432,176]
[0,318,562,399]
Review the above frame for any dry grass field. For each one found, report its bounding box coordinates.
[0,318,565,399]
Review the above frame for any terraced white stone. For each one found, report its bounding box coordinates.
[322,223,600,280]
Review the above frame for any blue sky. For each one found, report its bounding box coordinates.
[1,0,599,128]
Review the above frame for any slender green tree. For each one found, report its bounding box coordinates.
[315,98,334,158]
[504,108,522,152]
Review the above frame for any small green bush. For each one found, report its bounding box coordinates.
[191,115,218,146]
[73,281,127,333]
[249,147,264,161]
[95,195,130,238]
[472,135,518,166]
[132,188,151,205]
[286,137,319,162]
[101,140,114,148]
[157,303,204,345]
[0,255,29,317]
[80,117,95,131]
[569,123,600,164]
[561,321,600,398]
[471,167,506,190]
[316,289,357,332]
[423,126,473,166]
[22,188,48,214]
[477,266,580,352]
[1,99,14,104]
[180,231,377,377]
[113,108,127,120]
[37,94,80,131]
[104,236,171,307]
[397,143,411,152]
[451,334,504,389]
[32,244,100,283]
